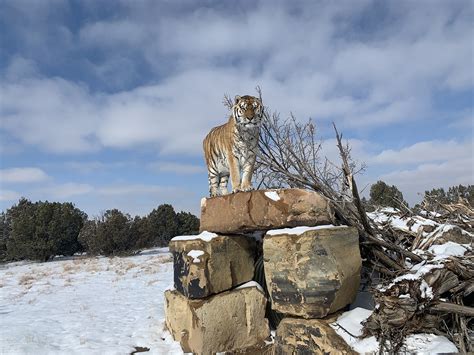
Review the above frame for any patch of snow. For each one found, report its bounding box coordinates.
[429,241,470,259]
[419,280,434,300]
[404,334,458,354]
[264,330,276,345]
[331,307,379,354]
[0,249,184,354]
[187,250,204,263]
[368,210,441,237]
[171,231,218,242]
[379,207,399,214]
[379,261,444,292]
[419,210,442,218]
[332,308,458,354]
[235,281,264,293]
[264,190,281,201]
[266,225,347,236]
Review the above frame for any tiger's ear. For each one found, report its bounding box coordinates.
[234,95,241,104]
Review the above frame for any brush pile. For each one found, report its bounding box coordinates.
[361,203,473,353]
[323,129,473,352]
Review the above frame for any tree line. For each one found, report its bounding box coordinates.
[364,181,473,211]
[0,198,199,262]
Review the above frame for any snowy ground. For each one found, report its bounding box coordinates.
[0,248,183,354]
[1,247,459,354]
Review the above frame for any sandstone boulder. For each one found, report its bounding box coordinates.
[263,225,361,318]
[274,317,356,354]
[165,283,270,355]
[169,232,255,299]
[200,189,334,234]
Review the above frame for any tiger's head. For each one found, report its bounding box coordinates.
[232,95,263,129]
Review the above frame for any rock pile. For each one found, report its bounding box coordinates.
[164,188,362,354]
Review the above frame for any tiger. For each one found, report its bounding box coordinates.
[203,95,263,197]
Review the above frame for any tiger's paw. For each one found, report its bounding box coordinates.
[231,188,241,194]
[241,186,254,192]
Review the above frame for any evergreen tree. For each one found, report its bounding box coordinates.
[78,209,136,256]
[177,211,200,235]
[147,204,179,246]
[421,184,473,211]
[369,180,407,209]
[6,199,86,261]
[0,211,8,260]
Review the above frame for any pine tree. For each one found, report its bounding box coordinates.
[369,180,407,209]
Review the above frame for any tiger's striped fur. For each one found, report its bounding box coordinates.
[203,95,263,197]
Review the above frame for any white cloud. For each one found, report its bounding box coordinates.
[64,161,132,174]
[0,190,21,202]
[379,157,473,205]
[97,184,164,196]
[36,183,94,199]
[148,162,205,175]
[2,2,472,155]
[1,71,100,153]
[371,140,473,165]
[0,167,49,183]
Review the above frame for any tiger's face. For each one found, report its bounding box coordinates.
[232,95,263,129]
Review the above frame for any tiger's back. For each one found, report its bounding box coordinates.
[203,119,234,176]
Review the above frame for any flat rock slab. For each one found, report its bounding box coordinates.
[263,225,361,318]
[169,232,255,299]
[275,317,356,354]
[165,284,270,355]
[200,189,334,234]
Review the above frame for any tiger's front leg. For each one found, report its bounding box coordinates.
[240,154,256,192]
[228,154,241,193]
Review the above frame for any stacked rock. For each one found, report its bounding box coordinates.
[165,188,362,354]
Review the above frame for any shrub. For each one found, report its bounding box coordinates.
[78,209,137,256]
[177,211,200,235]
[5,198,87,261]
[369,180,407,209]
[146,204,179,247]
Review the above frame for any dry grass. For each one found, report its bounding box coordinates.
[19,274,36,285]
[62,263,78,273]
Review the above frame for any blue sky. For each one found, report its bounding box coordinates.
[0,0,473,217]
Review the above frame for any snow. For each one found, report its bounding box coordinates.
[419,280,434,300]
[330,307,379,353]
[368,210,438,236]
[380,261,444,291]
[187,250,204,263]
[419,210,442,218]
[1,246,462,354]
[171,231,218,242]
[404,334,458,354]
[331,308,458,354]
[264,190,281,201]
[266,225,346,236]
[235,280,264,293]
[0,248,184,354]
[428,241,470,259]
[379,207,398,214]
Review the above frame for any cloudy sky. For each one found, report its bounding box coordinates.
[0,0,472,216]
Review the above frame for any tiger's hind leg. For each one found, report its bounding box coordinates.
[218,174,230,195]
[208,170,220,197]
